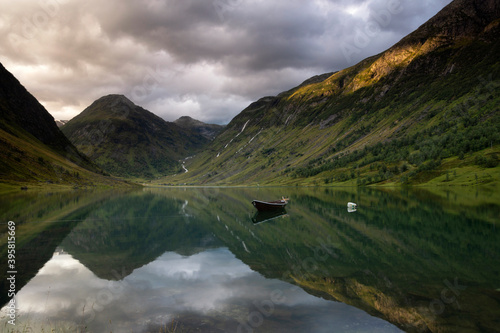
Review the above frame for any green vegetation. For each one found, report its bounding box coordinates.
[0,123,126,189]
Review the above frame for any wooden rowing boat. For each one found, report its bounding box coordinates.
[252,197,288,211]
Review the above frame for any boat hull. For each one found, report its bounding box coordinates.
[252,200,287,212]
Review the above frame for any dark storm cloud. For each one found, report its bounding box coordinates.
[0,0,452,124]
[90,0,331,71]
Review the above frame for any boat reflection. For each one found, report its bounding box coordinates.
[252,209,288,224]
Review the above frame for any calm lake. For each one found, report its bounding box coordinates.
[1,186,499,333]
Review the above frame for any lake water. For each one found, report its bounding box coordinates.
[1,186,499,333]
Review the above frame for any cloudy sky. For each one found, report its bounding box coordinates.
[0,0,452,124]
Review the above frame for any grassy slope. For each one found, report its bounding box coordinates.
[0,118,128,190]
[160,6,500,187]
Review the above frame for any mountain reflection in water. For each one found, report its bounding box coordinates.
[1,187,499,332]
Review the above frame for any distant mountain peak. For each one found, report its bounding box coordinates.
[95,94,134,104]
[174,116,225,140]
[175,115,199,123]
[85,94,138,117]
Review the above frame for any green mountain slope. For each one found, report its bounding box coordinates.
[62,95,210,179]
[0,63,117,188]
[166,0,500,186]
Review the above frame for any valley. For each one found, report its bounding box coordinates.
[1,0,499,189]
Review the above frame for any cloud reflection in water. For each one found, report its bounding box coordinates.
[6,248,401,332]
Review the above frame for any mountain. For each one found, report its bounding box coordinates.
[174,116,224,140]
[61,95,210,179]
[167,0,500,186]
[0,62,115,188]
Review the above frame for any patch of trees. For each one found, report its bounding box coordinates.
[292,116,499,180]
